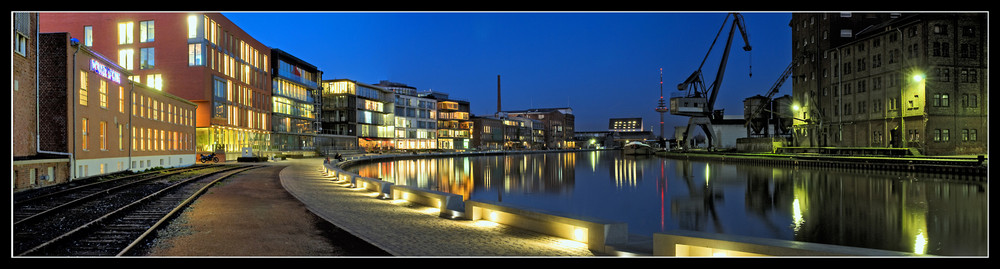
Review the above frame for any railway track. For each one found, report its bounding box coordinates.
[13,164,262,256]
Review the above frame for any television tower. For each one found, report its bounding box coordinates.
[655,68,669,141]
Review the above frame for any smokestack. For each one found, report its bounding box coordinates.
[497,75,501,114]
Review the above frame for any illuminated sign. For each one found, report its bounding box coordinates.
[89,59,121,84]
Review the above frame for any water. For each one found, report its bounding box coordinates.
[348,150,988,256]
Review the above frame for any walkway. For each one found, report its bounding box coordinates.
[277,158,596,257]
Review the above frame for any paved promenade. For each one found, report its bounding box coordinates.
[277,158,596,257]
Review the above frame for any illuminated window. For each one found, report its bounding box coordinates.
[81,118,89,150]
[187,15,198,38]
[116,86,124,113]
[139,20,154,42]
[118,21,133,45]
[146,74,162,90]
[118,49,134,70]
[100,121,107,150]
[79,71,88,106]
[118,124,124,151]
[99,80,107,108]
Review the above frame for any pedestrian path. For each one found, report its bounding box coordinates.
[277,158,596,257]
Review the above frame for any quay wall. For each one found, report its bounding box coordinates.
[656,151,987,181]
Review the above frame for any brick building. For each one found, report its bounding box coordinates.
[13,13,71,191]
[36,32,198,181]
[40,12,273,161]
[789,12,987,155]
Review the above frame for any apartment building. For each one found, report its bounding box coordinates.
[270,49,322,156]
[321,79,395,152]
[376,81,438,151]
[471,115,504,150]
[790,12,987,155]
[420,90,473,151]
[40,12,273,161]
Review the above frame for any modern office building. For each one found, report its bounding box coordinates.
[321,79,395,152]
[790,12,987,155]
[21,32,197,191]
[420,90,473,151]
[40,12,273,161]
[377,81,438,151]
[269,49,321,156]
[504,107,575,149]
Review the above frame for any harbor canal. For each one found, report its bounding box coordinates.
[346,150,987,256]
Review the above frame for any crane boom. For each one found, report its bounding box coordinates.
[746,61,794,124]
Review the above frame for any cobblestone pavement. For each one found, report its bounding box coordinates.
[279,158,596,257]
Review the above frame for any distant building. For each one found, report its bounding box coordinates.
[790,12,987,155]
[609,117,643,132]
[471,115,504,150]
[321,79,395,152]
[421,90,472,151]
[378,81,438,150]
[504,107,575,149]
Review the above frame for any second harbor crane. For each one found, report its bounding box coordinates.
[671,13,752,150]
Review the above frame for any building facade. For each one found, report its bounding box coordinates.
[33,32,196,187]
[13,13,72,191]
[270,49,322,156]
[40,12,273,161]
[377,81,438,151]
[421,90,473,151]
[321,79,395,152]
[504,107,575,149]
[790,12,987,155]
[471,115,504,150]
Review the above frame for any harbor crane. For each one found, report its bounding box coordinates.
[671,13,751,150]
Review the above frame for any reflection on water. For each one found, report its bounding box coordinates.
[349,151,988,256]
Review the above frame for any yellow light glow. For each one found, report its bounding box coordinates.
[423,207,441,215]
[914,230,927,254]
[912,74,924,82]
[573,228,585,242]
[402,192,410,200]
[473,220,499,228]
[713,251,728,257]
[489,211,499,222]
[553,239,587,249]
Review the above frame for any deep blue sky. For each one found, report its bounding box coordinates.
[224,12,793,134]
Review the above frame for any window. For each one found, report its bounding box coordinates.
[187,15,198,39]
[118,21,133,45]
[146,74,162,90]
[79,71,88,106]
[118,124,124,150]
[118,49,134,70]
[84,26,93,46]
[140,47,154,69]
[100,121,107,150]
[119,86,125,113]
[188,43,204,66]
[139,20,154,42]
[82,118,89,150]
[99,80,107,108]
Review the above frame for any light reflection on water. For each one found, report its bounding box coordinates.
[349,150,987,256]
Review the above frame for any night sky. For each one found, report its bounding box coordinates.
[223,12,793,135]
